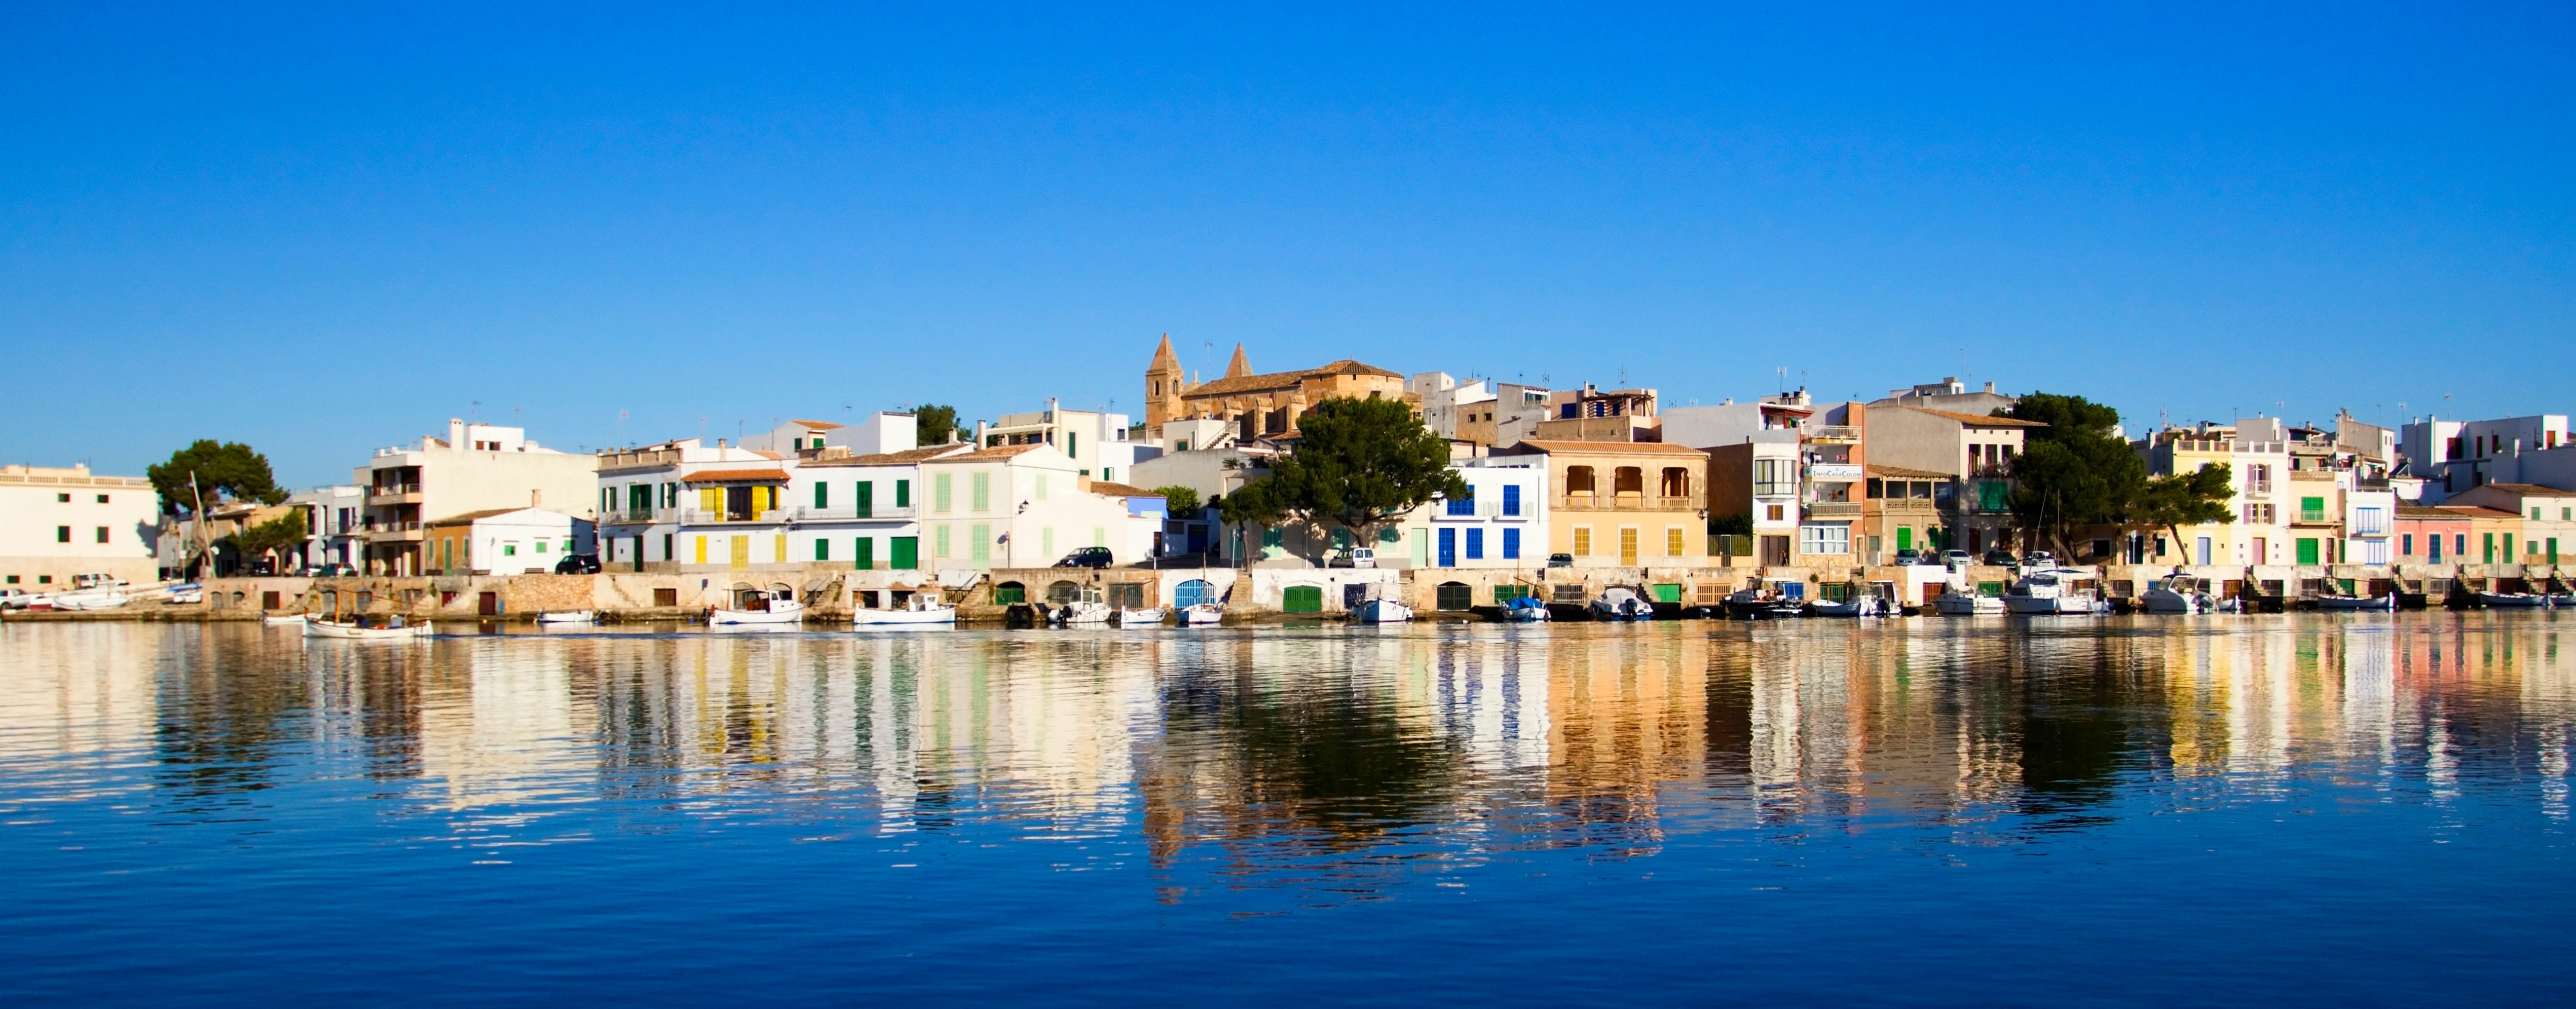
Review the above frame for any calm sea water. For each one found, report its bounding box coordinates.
[4,614,2573,1004]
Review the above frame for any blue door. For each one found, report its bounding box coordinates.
[1438,528,1456,567]
[1174,579,1213,608]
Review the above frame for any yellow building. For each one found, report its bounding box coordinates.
[1494,440,1706,567]
[1143,334,1411,437]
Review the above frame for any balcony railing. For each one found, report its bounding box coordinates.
[2297,509,2331,524]
[1969,464,2012,478]
[1432,500,1531,520]
[1559,494,1697,511]
[367,483,422,498]
[1806,425,1860,443]
[681,509,788,525]
[361,520,422,534]
[1803,502,1862,520]
[790,506,916,521]
[1752,481,1797,497]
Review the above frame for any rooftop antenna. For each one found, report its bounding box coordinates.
[618,409,629,449]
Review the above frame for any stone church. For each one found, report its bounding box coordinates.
[1144,334,1409,441]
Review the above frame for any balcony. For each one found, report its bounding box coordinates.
[361,519,422,540]
[1969,464,2013,478]
[790,505,917,522]
[1803,502,1863,520]
[367,483,423,504]
[2296,509,2332,525]
[1557,494,1698,512]
[605,508,677,525]
[681,509,788,525]
[1806,425,1860,444]
[1433,500,1532,521]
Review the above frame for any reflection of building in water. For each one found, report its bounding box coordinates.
[416,639,593,812]
[0,624,166,771]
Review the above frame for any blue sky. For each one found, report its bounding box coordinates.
[4,3,2570,486]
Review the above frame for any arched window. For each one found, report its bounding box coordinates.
[1047,580,1081,604]
[1436,582,1472,611]
[1174,579,1214,608]
[1660,467,1690,499]
[994,580,1026,604]
[1614,466,1645,496]
[1565,465,1596,503]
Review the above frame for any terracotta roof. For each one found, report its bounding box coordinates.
[2440,505,2526,519]
[788,419,844,429]
[2471,482,2575,496]
[681,468,792,483]
[1183,358,1404,397]
[798,444,972,467]
[1899,406,2048,428]
[425,507,542,527]
[1868,464,1954,479]
[1088,481,1161,498]
[1505,439,1710,456]
[2397,504,2462,519]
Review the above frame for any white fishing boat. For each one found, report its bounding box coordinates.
[2142,575,2218,614]
[49,574,133,611]
[1117,606,1167,627]
[1932,589,2006,615]
[1725,578,1805,619]
[2003,568,2110,614]
[1588,586,1656,621]
[264,613,310,626]
[1809,593,1887,617]
[164,583,204,605]
[1177,603,1225,625]
[536,610,596,624]
[1052,600,1113,625]
[2317,593,2396,611]
[1353,597,1413,623]
[1502,595,1551,622]
[304,616,432,640]
[710,590,804,626]
[852,594,957,626]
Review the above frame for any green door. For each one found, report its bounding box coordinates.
[890,536,918,570]
[1653,583,1682,603]
[1895,527,1912,552]
[2295,538,2320,565]
[856,481,873,518]
[1283,585,1323,613]
[895,479,911,509]
[854,537,875,571]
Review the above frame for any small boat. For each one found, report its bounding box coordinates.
[50,574,133,611]
[2317,593,2396,611]
[1589,586,1656,621]
[536,611,597,624]
[1117,606,1167,627]
[1724,579,1805,619]
[304,616,431,640]
[1352,597,1413,623]
[1051,600,1114,625]
[1809,593,1887,618]
[2142,575,2217,614]
[2479,591,2549,609]
[164,583,204,605]
[711,591,804,626]
[264,613,310,627]
[1503,595,1551,622]
[853,594,957,626]
[1177,603,1225,625]
[1932,589,2006,616]
[2003,568,2110,615]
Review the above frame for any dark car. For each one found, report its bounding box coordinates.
[1054,547,1113,569]
[554,553,602,575]
[311,563,359,578]
[1547,553,1575,569]
[1982,549,2017,566]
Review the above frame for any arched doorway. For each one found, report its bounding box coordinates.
[1174,579,1215,609]
[994,581,1026,604]
[1435,582,1472,611]
[1047,580,1081,604]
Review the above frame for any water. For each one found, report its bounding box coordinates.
[5,614,2573,1004]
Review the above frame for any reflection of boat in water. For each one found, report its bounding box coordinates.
[1503,595,1551,622]
[264,613,309,627]
[1589,586,1655,621]
[853,594,956,626]
[2143,575,2222,614]
[2004,568,2110,614]
[304,616,431,640]
[1353,597,1413,623]
[1117,606,1167,627]
[536,610,596,624]
[711,587,803,626]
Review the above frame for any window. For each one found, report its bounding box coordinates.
[1446,487,1475,516]
[534,540,547,552]
[1465,528,1484,559]
[971,472,991,512]
[815,538,830,562]
[96,494,108,504]
[814,482,829,509]
[934,474,952,512]
[56,526,69,543]
[56,493,68,503]
[2402,534,2414,556]
[1753,458,1794,496]
[95,527,108,544]
[2353,507,2386,536]
[1502,528,1521,559]
[2300,497,2327,523]
[1572,526,1592,556]
[936,525,952,557]
[1667,527,1686,556]
[1435,582,1473,611]
[1765,504,1785,522]
[1502,484,1522,516]
[1034,474,1048,500]
[1800,525,1850,554]
[895,479,912,509]
[503,544,517,556]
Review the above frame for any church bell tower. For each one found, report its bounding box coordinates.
[1145,332,1185,427]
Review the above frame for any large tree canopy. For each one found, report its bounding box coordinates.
[911,404,967,446]
[1220,397,1465,557]
[2000,393,2145,554]
[2132,463,2237,558]
[147,440,287,516]
[222,510,310,568]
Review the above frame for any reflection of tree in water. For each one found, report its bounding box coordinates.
[2001,636,2169,824]
[1141,661,1460,893]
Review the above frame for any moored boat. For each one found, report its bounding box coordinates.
[853,594,957,626]
[1932,589,2006,615]
[264,613,310,627]
[1353,597,1413,623]
[1724,578,1805,619]
[1117,606,1167,627]
[2003,568,2110,615]
[2317,593,2397,611]
[1503,595,1551,622]
[2142,575,2218,614]
[1051,600,1113,625]
[536,610,596,624]
[711,590,804,626]
[2479,591,2549,609]
[1808,592,1886,617]
[1589,586,1656,621]
[1177,603,1225,625]
[304,616,432,640]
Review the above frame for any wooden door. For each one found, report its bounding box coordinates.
[477,591,499,616]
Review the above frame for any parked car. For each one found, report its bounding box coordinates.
[1891,549,1924,565]
[1982,549,2018,566]
[1547,553,1575,569]
[1055,547,1113,569]
[2023,550,2056,569]
[554,553,602,575]
[1327,547,1376,569]
[1942,549,1973,570]
[0,588,30,610]
[312,563,360,577]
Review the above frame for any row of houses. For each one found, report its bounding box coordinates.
[10,335,2574,590]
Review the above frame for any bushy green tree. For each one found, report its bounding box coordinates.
[1999,393,2146,555]
[2130,463,2236,562]
[222,510,311,571]
[1151,485,1204,515]
[1221,398,1466,562]
[147,440,287,516]
[911,404,967,446]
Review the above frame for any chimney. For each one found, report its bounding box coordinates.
[1984,382,1996,394]
[449,418,465,446]
[531,489,543,509]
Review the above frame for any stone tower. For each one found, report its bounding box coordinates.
[1145,332,1186,427]
[1223,343,1252,380]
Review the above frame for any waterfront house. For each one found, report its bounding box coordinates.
[786,444,964,571]
[1862,404,2044,556]
[1390,457,1550,571]
[2394,505,2470,565]
[286,485,366,572]
[593,437,791,573]
[0,463,160,589]
[1491,439,1705,568]
[2447,483,2575,566]
[977,399,1151,485]
[356,419,601,576]
[2144,419,2294,567]
[423,506,593,576]
[918,443,1163,569]
[1864,465,1950,564]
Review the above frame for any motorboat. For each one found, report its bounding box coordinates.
[853,594,957,626]
[536,610,597,624]
[304,616,431,640]
[1117,606,1168,627]
[2142,575,2219,614]
[1051,600,1114,625]
[1589,586,1656,621]
[49,574,132,611]
[1503,595,1551,622]
[1932,588,2006,616]
[2003,568,2110,615]
[1809,593,1887,618]
[1724,579,1805,619]
[1177,603,1225,625]
[1353,597,1413,623]
[2317,592,2397,611]
[711,590,804,626]
[2478,591,2549,609]
[164,583,204,605]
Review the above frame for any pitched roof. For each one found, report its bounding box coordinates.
[1506,439,1710,456]
[798,444,971,467]
[932,443,1048,461]
[681,468,792,483]
[1223,343,1251,379]
[2472,482,2575,497]
[1868,464,1954,479]
[1183,358,1404,397]
[1899,406,2048,428]
[2397,504,2459,519]
[1088,481,1161,498]
[788,419,844,430]
[2439,505,2524,519]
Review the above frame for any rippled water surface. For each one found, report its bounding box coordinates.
[6,614,2575,1004]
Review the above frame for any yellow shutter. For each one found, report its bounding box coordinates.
[700,487,721,513]
[1573,527,1591,556]
[693,536,706,564]
[774,534,787,562]
[1668,527,1685,556]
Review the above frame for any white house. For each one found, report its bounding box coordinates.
[976,400,1155,485]
[1394,458,1549,569]
[786,444,965,571]
[593,437,791,573]
[918,443,1163,569]
[0,463,161,589]
[355,419,601,575]
[422,507,595,576]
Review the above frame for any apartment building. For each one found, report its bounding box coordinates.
[0,463,161,588]
[286,484,366,572]
[2145,419,2295,567]
[978,399,1151,484]
[1494,439,1705,567]
[1533,385,1659,443]
[2400,413,2571,501]
[1391,457,1549,570]
[592,437,789,573]
[786,444,965,571]
[357,419,600,576]
[2449,483,2576,566]
[1865,405,2044,556]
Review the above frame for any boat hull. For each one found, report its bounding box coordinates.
[2480,593,2549,609]
[1117,608,1167,627]
[711,603,804,625]
[535,611,596,624]
[1177,605,1225,625]
[2317,595,2396,611]
[2004,595,2103,615]
[1353,600,1412,623]
[852,607,957,625]
[1933,594,2006,615]
[265,614,310,626]
[304,620,431,640]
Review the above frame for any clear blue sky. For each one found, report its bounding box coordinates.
[5,3,2570,486]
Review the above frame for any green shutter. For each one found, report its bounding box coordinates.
[853,537,874,570]
[814,538,830,561]
[894,479,910,509]
[890,536,918,570]
[1283,585,1322,613]
[856,481,873,517]
[814,481,829,509]
[1895,527,1912,551]
[2296,538,2319,565]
